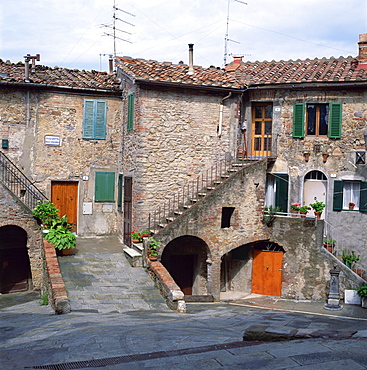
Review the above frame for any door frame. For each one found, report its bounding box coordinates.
[251,102,273,157]
[123,177,133,246]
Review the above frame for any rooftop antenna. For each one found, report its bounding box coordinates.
[101,0,135,58]
[224,0,247,66]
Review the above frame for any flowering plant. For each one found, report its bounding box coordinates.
[349,202,355,207]
[299,205,311,213]
[290,203,301,211]
[131,231,142,240]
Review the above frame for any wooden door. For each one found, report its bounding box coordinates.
[170,255,195,295]
[252,250,283,296]
[123,177,132,246]
[51,181,78,232]
[251,103,273,157]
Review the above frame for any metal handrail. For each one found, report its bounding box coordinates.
[0,151,48,213]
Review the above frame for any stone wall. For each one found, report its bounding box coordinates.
[121,84,241,232]
[0,183,43,290]
[0,87,123,236]
[244,87,367,266]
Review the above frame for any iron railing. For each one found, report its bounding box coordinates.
[0,151,48,213]
[148,154,259,234]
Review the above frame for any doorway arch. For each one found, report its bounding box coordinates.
[161,236,209,296]
[0,225,32,293]
[304,170,327,219]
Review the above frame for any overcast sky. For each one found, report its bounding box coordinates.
[1,0,366,72]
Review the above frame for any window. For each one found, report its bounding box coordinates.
[293,102,342,138]
[117,174,123,211]
[265,173,289,213]
[333,180,367,211]
[221,207,235,228]
[127,93,134,131]
[82,100,107,139]
[95,172,115,202]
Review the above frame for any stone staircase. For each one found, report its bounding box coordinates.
[123,241,144,267]
[149,158,260,235]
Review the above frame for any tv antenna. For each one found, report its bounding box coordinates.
[101,0,135,57]
[223,0,247,66]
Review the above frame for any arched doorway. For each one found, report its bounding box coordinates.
[0,225,32,293]
[161,236,209,296]
[304,170,327,219]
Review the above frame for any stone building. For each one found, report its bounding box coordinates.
[116,35,367,301]
[0,56,122,293]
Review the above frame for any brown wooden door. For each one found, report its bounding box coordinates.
[252,250,283,296]
[170,255,195,295]
[51,181,78,233]
[251,103,273,157]
[123,177,132,246]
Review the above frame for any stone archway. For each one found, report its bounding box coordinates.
[161,236,209,296]
[0,225,32,293]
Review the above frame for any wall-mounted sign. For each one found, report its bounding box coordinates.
[44,135,61,146]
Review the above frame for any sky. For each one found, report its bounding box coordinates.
[1,0,366,72]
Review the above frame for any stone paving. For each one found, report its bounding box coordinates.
[1,236,367,369]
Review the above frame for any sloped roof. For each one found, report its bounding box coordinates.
[115,57,243,89]
[115,55,367,89]
[227,56,367,86]
[0,59,121,91]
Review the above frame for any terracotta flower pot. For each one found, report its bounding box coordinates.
[314,211,322,219]
[132,238,140,243]
[300,212,307,218]
[349,205,355,210]
[290,210,298,217]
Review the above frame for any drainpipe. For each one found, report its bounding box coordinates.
[218,92,232,137]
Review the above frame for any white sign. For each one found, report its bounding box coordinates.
[44,135,61,146]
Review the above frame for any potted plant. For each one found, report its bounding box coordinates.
[342,250,360,269]
[309,200,326,219]
[323,239,336,253]
[33,201,60,228]
[290,203,301,217]
[349,202,355,210]
[356,285,367,308]
[44,215,76,255]
[131,231,142,243]
[141,230,150,238]
[262,205,280,226]
[148,238,160,261]
[299,205,311,218]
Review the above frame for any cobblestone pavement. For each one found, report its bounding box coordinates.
[1,236,367,369]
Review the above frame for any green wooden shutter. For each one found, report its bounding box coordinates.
[360,182,367,212]
[117,174,123,211]
[95,172,115,201]
[275,174,289,213]
[83,100,95,138]
[95,101,107,139]
[127,93,134,131]
[328,103,342,139]
[293,103,305,138]
[333,180,343,211]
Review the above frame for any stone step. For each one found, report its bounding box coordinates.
[123,247,143,267]
[132,242,143,254]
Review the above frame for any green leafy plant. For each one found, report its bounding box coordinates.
[131,231,142,240]
[148,238,160,257]
[45,226,76,250]
[39,291,49,306]
[356,285,367,299]
[324,239,336,245]
[33,201,60,227]
[342,250,360,268]
[141,230,150,236]
[309,200,326,213]
[299,205,311,213]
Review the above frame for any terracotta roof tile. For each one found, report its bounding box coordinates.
[115,57,243,89]
[0,60,121,91]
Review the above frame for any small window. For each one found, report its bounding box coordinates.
[293,102,342,139]
[343,181,360,210]
[95,172,115,202]
[305,171,327,181]
[83,100,107,139]
[356,151,366,165]
[221,207,235,228]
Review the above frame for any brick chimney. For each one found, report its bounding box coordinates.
[232,55,244,64]
[358,33,367,63]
